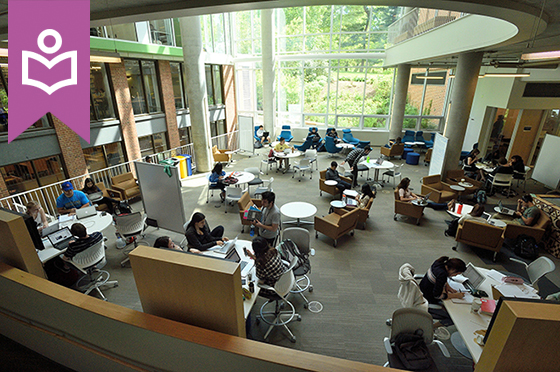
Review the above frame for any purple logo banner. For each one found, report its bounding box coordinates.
[8,0,90,143]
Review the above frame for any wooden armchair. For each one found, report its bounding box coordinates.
[421,174,458,203]
[111,173,141,200]
[445,169,482,195]
[394,189,425,225]
[504,210,551,243]
[314,207,360,247]
[455,220,505,261]
[344,197,374,229]
[319,170,352,197]
[380,143,404,159]
[212,145,231,163]
[93,182,122,212]
[237,192,263,233]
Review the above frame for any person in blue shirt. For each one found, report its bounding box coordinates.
[56,181,90,215]
[209,163,227,201]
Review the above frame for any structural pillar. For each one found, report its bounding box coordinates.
[261,9,275,135]
[389,64,410,140]
[179,16,213,173]
[442,51,483,176]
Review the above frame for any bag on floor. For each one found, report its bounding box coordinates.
[514,234,539,260]
[445,218,459,237]
[254,140,263,148]
[393,331,432,370]
[114,200,132,215]
[473,189,487,204]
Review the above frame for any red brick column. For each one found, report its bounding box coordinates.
[52,115,88,179]
[109,62,141,162]
[222,65,237,149]
[0,176,10,198]
[158,60,180,150]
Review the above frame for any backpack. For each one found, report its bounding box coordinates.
[514,234,539,260]
[393,331,432,370]
[254,140,263,148]
[277,239,310,274]
[114,200,132,215]
[444,218,459,237]
[473,189,487,204]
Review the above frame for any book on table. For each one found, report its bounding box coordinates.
[480,299,496,315]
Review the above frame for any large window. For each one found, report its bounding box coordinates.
[179,127,193,146]
[210,120,227,137]
[139,133,168,157]
[1,155,65,195]
[83,142,126,172]
[170,62,188,110]
[90,62,116,121]
[149,19,174,46]
[125,60,162,115]
[205,64,224,107]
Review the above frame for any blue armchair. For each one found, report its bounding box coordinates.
[325,136,342,156]
[357,140,371,148]
[277,125,293,142]
[402,130,416,147]
[295,137,313,152]
[415,131,425,144]
[425,133,435,149]
[342,129,360,145]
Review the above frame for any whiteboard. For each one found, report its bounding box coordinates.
[429,133,448,176]
[532,134,560,190]
[135,161,186,234]
[238,115,254,155]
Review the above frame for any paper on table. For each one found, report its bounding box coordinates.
[58,214,76,223]
[486,269,506,282]
[493,283,540,299]
[451,293,475,304]
[451,274,468,284]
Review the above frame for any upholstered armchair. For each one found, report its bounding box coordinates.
[504,210,551,243]
[421,175,458,203]
[111,173,141,200]
[237,192,263,233]
[393,189,424,225]
[380,143,404,159]
[445,169,483,195]
[212,145,231,163]
[319,170,352,197]
[344,197,374,229]
[314,207,360,247]
[455,220,505,261]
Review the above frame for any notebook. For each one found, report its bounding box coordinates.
[87,191,103,202]
[208,236,238,254]
[497,200,515,216]
[76,205,97,219]
[283,148,292,154]
[41,221,60,237]
[224,248,254,276]
[47,227,74,250]
[420,192,432,202]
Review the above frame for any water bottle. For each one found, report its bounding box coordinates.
[250,226,255,237]
[366,155,370,163]
[248,273,254,293]
[457,204,463,214]
[116,233,126,249]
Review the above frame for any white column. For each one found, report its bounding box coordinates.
[389,64,411,140]
[179,16,213,173]
[261,9,275,135]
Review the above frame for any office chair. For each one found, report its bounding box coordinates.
[254,177,274,198]
[114,212,148,267]
[292,158,312,181]
[510,256,556,289]
[282,227,314,308]
[67,239,118,301]
[325,136,342,156]
[224,186,243,213]
[342,129,360,145]
[383,307,450,371]
[402,130,416,146]
[277,125,293,142]
[260,152,278,175]
[256,254,301,342]
[244,167,263,194]
[294,137,313,152]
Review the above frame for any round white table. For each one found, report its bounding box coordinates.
[324,180,338,186]
[488,219,507,228]
[274,151,301,173]
[336,143,355,149]
[343,189,358,198]
[359,159,394,186]
[281,202,317,226]
[458,181,474,188]
[229,171,255,185]
[330,200,346,209]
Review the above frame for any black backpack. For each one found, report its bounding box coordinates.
[114,200,132,215]
[473,189,487,204]
[514,234,539,260]
[277,239,310,274]
[444,218,459,237]
[393,331,432,370]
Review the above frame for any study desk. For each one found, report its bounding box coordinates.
[281,201,317,226]
[37,212,113,263]
[358,159,394,186]
[274,150,301,173]
[228,171,255,185]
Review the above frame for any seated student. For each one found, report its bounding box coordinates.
[25,200,49,233]
[256,125,270,145]
[327,128,340,142]
[384,137,402,148]
[397,177,448,210]
[82,177,118,214]
[307,127,321,148]
[346,183,376,209]
[492,194,541,226]
[63,223,103,261]
[274,137,294,169]
[480,157,514,184]
[458,204,487,226]
[209,163,227,201]
[325,161,352,193]
[56,182,91,215]
[184,212,228,253]
[245,236,287,297]
[463,148,480,178]
[153,236,183,251]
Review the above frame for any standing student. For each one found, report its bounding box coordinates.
[253,191,280,247]
[344,145,371,188]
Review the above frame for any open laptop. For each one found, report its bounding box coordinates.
[46,227,74,250]
[461,263,488,297]
[87,191,103,203]
[76,205,97,219]
[375,157,384,165]
[224,248,254,277]
[208,235,238,254]
[420,192,432,202]
[283,148,292,154]
[41,221,60,237]
[497,200,516,216]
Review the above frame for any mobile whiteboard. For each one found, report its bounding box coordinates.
[429,133,448,176]
[532,134,560,190]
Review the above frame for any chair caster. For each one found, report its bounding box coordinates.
[309,285,313,293]
[297,315,302,321]
[299,179,301,182]
[290,336,296,343]
[315,232,318,238]
[452,246,457,250]
[256,318,260,325]
[386,318,392,326]
[304,303,308,309]
[350,231,354,236]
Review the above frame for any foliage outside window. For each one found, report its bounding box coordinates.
[1,155,65,195]
[205,64,224,107]
[90,62,116,121]
[125,59,162,115]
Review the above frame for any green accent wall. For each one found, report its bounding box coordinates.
[90,37,184,58]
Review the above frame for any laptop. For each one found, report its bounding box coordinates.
[283,148,292,154]
[375,157,384,165]
[224,248,254,276]
[41,221,60,237]
[420,192,432,202]
[461,263,487,295]
[497,200,515,216]
[47,227,74,250]
[209,236,238,255]
[87,191,103,203]
[76,205,97,219]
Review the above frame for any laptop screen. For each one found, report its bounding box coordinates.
[463,263,485,290]
[225,248,241,263]
[47,227,73,246]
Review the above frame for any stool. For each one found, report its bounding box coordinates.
[402,148,413,160]
[406,152,420,165]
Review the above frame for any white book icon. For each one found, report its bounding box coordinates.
[21,29,77,95]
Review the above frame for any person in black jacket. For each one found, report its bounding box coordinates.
[184,212,228,253]
[81,177,117,214]
[419,256,466,304]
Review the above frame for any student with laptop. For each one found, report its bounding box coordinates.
[396,178,448,210]
[458,204,487,226]
[274,137,294,170]
[25,200,49,234]
[82,177,118,214]
[492,194,541,226]
[325,161,352,193]
[245,236,287,297]
[184,212,229,253]
[62,223,103,261]
[56,182,91,215]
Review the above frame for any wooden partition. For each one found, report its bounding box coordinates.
[129,245,246,337]
[0,209,46,278]
[476,300,560,371]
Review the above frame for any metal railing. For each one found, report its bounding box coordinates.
[211,130,239,150]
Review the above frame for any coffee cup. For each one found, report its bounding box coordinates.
[461,178,465,182]
[471,298,482,313]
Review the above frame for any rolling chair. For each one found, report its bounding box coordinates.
[282,227,314,308]
[256,254,301,342]
[292,158,312,181]
[244,167,263,194]
[114,212,148,267]
[509,256,556,290]
[277,125,293,142]
[67,239,118,301]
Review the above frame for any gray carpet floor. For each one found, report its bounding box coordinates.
[4,145,559,371]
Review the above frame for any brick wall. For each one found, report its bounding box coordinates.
[159,61,180,150]
[52,115,88,179]
[109,62,141,162]
[0,176,9,198]
[222,65,237,148]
